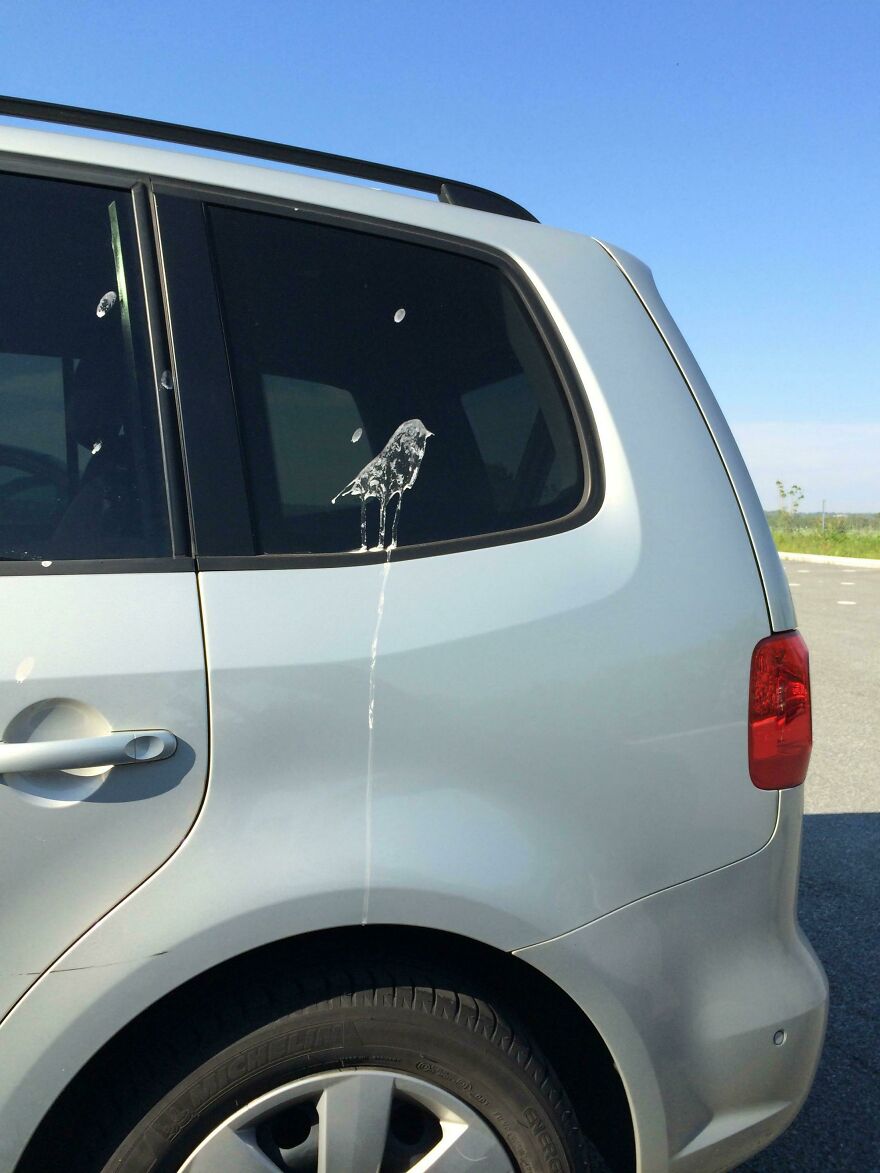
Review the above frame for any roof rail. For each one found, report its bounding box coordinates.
[0,95,538,223]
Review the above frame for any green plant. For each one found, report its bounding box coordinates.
[775,481,805,530]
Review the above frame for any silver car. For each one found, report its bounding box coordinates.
[0,97,827,1173]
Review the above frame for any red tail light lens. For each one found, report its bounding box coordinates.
[748,630,812,789]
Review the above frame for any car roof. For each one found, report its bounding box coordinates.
[0,95,538,222]
[5,121,564,244]
[4,86,569,238]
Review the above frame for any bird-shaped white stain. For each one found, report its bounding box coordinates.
[331,419,433,550]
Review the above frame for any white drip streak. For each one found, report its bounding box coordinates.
[368,558,391,732]
[362,555,391,924]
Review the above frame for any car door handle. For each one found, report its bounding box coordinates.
[0,730,177,775]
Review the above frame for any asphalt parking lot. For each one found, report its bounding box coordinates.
[737,559,880,1170]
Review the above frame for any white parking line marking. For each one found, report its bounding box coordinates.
[837,600,857,606]
[841,581,855,585]
[789,582,801,586]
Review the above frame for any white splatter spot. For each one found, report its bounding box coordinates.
[393,307,406,323]
[96,291,117,318]
[15,656,35,684]
[160,370,174,391]
[90,440,103,456]
[351,427,363,444]
[41,560,52,568]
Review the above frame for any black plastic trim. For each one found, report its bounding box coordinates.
[152,194,255,557]
[154,179,604,568]
[0,557,194,576]
[0,147,143,190]
[0,95,538,222]
[193,515,580,571]
[131,184,190,557]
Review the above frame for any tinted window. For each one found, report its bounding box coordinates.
[0,171,171,561]
[207,205,584,555]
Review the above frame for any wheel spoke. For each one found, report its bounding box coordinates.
[183,1123,280,1172]
[414,1118,515,1172]
[317,1070,394,1173]
[180,1067,516,1173]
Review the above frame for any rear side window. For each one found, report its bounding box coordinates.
[206,205,584,555]
[0,171,171,562]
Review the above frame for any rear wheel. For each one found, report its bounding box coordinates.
[100,967,590,1172]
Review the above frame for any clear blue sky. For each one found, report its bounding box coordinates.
[3,0,877,510]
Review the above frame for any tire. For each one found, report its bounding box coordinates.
[90,962,590,1172]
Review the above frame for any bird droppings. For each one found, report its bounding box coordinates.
[96,291,117,318]
[41,561,52,568]
[15,656,35,684]
[368,558,391,734]
[160,370,174,391]
[90,440,103,456]
[362,551,390,927]
[331,417,433,925]
[331,419,433,551]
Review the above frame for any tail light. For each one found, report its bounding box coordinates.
[748,630,812,790]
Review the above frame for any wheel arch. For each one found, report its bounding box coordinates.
[16,923,635,1172]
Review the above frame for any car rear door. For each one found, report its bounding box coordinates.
[152,184,775,952]
[0,165,207,1015]
[151,187,601,946]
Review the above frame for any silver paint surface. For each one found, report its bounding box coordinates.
[0,573,208,1016]
[518,789,827,1172]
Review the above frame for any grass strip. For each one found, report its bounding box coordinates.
[771,529,880,559]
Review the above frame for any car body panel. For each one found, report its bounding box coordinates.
[0,572,208,1018]
[517,787,828,1173]
[597,241,797,634]
[364,224,781,935]
[9,222,780,966]
[0,791,825,1173]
